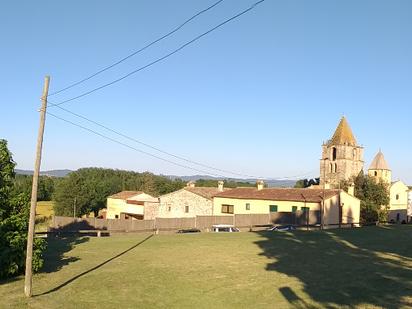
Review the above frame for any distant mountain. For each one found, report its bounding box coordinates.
[164,175,296,188]
[15,169,72,177]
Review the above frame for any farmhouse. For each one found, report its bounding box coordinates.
[158,181,231,218]
[213,181,360,226]
[106,191,159,220]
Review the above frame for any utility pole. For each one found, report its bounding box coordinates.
[73,197,77,219]
[24,76,50,297]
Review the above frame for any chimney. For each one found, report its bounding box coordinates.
[348,183,355,196]
[218,180,224,192]
[256,180,265,191]
[186,181,195,188]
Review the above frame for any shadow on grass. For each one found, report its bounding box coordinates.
[255,226,412,308]
[36,234,153,296]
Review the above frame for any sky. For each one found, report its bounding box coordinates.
[1,0,412,183]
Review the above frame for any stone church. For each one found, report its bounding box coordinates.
[320,117,410,222]
[319,116,364,187]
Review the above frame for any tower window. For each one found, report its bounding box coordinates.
[396,194,399,200]
[374,171,378,176]
[353,149,357,158]
[330,163,333,173]
[334,163,337,173]
[332,147,337,161]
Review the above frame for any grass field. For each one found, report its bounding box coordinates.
[1,226,411,308]
[36,201,55,218]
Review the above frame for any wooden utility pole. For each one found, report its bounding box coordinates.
[24,76,50,297]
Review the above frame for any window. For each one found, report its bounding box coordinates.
[168,206,171,212]
[301,207,309,212]
[221,204,234,214]
[374,171,378,176]
[246,203,250,210]
[185,205,189,213]
[269,205,278,212]
[115,215,119,219]
[353,149,357,158]
[332,147,337,161]
[330,163,333,173]
[396,194,399,200]
[292,206,298,213]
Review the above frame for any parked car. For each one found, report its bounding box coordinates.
[267,225,296,232]
[212,224,240,233]
[177,228,201,234]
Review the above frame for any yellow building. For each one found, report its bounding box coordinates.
[389,181,409,223]
[106,191,159,220]
[213,182,360,226]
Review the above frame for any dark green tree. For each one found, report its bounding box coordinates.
[53,168,186,217]
[0,139,46,279]
[342,173,390,224]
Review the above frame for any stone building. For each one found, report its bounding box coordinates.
[158,181,231,218]
[320,117,364,188]
[368,150,392,184]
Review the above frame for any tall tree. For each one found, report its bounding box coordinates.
[0,139,45,279]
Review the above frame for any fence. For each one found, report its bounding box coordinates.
[51,211,321,233]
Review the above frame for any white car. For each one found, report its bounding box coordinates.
[212,224,240,233]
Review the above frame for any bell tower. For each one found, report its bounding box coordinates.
[320,117,364,188]
[368,150,392,184]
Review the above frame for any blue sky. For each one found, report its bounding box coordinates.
[1,0,411,183]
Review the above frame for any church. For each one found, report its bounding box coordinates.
[320,117,410,223]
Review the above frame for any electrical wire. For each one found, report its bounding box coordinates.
[47,0,226,97]
[46,107,318,181]
[48,0,265,107]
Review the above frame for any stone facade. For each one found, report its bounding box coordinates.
[320,117,364,187]
[158,189,213,218]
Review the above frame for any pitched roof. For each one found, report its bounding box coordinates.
[369,151,390,171]
[328,117,357,146]
[213,188,340,203]
[108,191,143,200]
[184,187,232,200]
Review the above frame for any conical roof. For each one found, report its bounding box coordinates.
[369,151,390,171]
[328,117,357,146]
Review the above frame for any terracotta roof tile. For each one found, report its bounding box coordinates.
[213,188,340,203]
[108,191,143,200]
[184,187,232,200]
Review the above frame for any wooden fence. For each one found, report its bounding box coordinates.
[51,211,321,233]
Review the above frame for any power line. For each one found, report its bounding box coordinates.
[46,111,228,178]
[47,0,226,97]
[51,104,264,179]
[47,107,318,181]
[48,0,265,107]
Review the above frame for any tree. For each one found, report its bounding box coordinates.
[53,168,186,217]
[294,178,320,188]
[341,173,390,224]
[12,174,55,201]
[0,139,46,279]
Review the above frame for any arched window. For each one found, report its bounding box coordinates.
[396,194,399,200]
[332,147,337,161]
[334,163,338,173]
[330,163,333,173]
[374,171,378,176]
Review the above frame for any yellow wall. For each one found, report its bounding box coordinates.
[212,197,320,216]
[213,191,360,226]
[106,198,144,219]
[390,181,408,211]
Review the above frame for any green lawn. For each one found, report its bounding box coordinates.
[1,226,411,308]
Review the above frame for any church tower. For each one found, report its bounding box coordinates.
[368,150,392,184]
[320,117,364,187]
